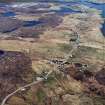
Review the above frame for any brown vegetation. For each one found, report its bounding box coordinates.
[65,64,105,97]
[0,50,33,102]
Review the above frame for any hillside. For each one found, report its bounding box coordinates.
[0,1,105,105]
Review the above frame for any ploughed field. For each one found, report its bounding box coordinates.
[0,0,105,105]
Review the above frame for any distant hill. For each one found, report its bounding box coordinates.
[0,0,80,3]
[0,0,15,3]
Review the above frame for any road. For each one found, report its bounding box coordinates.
[1,71,52,105]
[79,43,105,50]
[1,30,81,105]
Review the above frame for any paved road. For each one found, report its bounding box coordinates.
[1,71,52,105]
